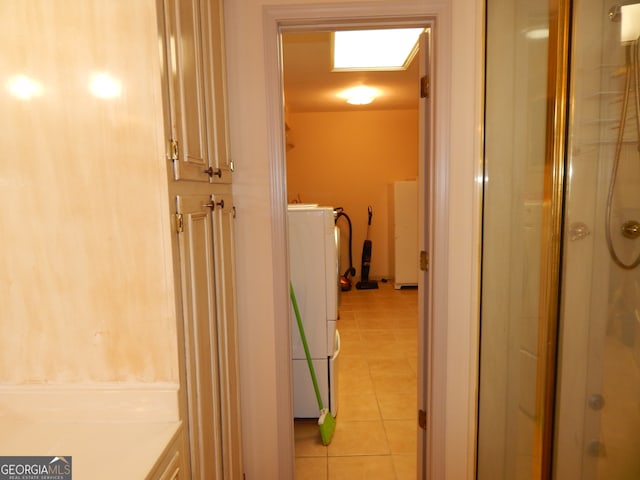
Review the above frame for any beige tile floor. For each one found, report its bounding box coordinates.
[294,281,418,479]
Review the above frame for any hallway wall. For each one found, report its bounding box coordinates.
[286,109,419,280]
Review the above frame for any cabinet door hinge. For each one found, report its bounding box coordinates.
[175,213,184,233]
[229,158,235,172]
[167,139,179,162]
[420,75,430,99]
[420,250,429,272]
[418,409,427,431]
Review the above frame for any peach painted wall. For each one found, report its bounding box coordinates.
[0,1,178,384]
[286,109,418,280]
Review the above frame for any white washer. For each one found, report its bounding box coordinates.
[288,205,340,418]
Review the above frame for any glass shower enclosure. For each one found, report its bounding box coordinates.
[479,0,640,478]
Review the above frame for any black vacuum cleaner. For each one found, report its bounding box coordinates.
[356,206,379,290]
[334,207,356,291]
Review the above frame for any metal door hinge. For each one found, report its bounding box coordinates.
[229,158,235,172]
[418,409,427,430]
[175,213,184,233]
[420,250,429,272]
[167,139,179,162]
[420,75,430,99]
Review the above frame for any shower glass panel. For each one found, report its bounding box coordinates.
[481,0,640,477]
[478,0,551,477]
[554,1,640,479]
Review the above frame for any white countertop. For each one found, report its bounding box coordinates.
[0,419,181,479]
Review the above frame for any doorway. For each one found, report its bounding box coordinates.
[258,1,471,477]
[281,27,423,479]
[281,18,431,478]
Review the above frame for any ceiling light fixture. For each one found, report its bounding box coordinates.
[339,86,379,105]
[333,28,424,71]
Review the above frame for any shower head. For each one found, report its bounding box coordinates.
[622,4,640,42]
[610,2,640,23]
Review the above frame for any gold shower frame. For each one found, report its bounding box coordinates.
[532,0,571,477]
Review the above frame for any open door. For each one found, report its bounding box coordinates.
[417,28,433,480]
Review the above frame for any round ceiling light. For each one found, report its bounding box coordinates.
[340,86,378,105]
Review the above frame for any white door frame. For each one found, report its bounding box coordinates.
[262,2,474,478]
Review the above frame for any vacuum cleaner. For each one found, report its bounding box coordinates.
[334,207,356,291]
[356,205,379,290]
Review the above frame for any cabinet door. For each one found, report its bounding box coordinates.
[201,1,232,183]
[210,193,242,477]
[175,195,224,479]
[162,0,210,183]
[160,0,231,184]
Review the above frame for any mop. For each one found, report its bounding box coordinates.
[356,205,379,289]
[289,282,336,445]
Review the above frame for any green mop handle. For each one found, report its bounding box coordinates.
[290,282,325,411]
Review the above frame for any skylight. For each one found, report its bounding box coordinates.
[332,28,424,71]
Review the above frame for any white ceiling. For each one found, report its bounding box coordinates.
[282,31,420,113]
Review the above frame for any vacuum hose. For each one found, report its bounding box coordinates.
[607,41,640,269]
[334,208,356,280]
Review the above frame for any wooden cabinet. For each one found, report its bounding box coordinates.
[160,0,232,184]
[158,0,242,478]
[156,452,181,480]
[148,426,186,480]
[172,193,242,479]
[208,192,243,479]
[174,194,225,479]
